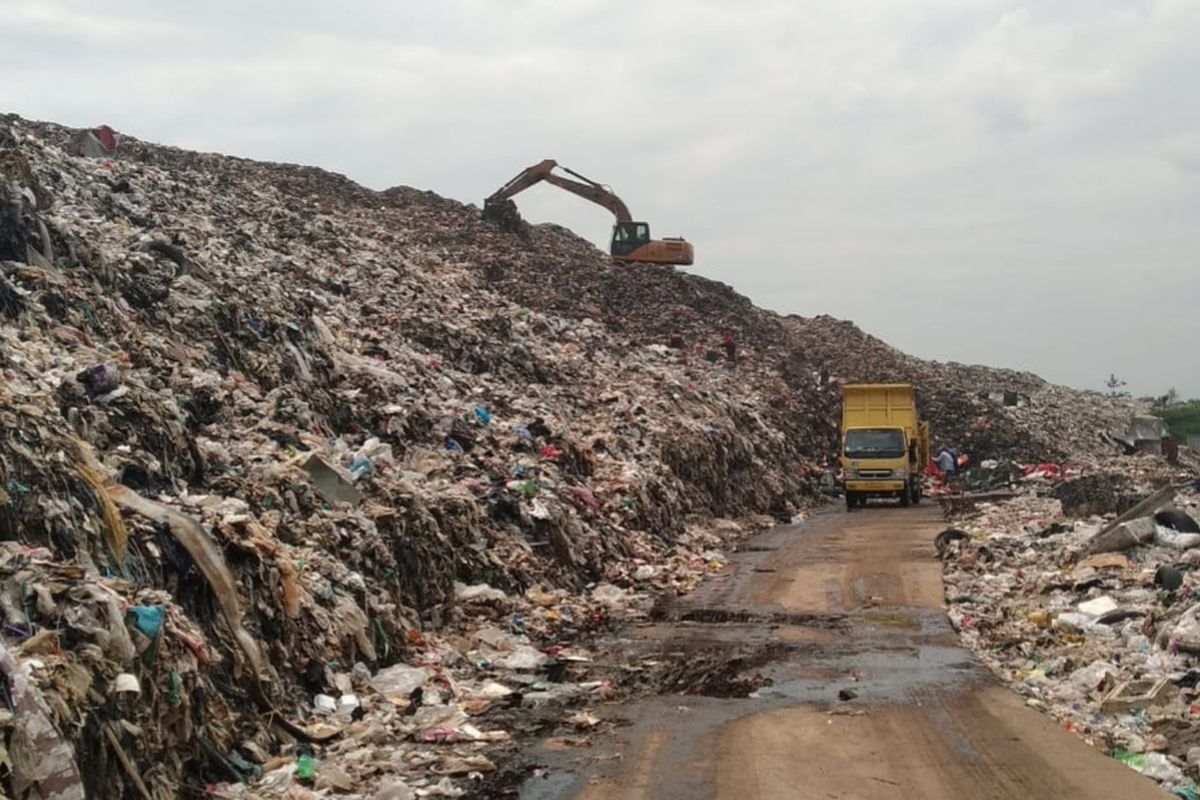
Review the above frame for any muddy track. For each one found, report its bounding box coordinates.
[479,505,1170,800]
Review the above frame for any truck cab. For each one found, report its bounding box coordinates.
[842,426,921,508]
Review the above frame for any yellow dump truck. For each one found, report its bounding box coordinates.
[840,384,930,509]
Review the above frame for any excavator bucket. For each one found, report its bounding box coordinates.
[482,197,525,234]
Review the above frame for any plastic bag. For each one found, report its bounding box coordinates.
[370,664,431,700]
[493,645,549,671]
[1156,525,1200,550]
[1141,752,1186,784]
[1067,661,1117,692]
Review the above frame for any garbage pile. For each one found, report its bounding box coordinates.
[0,115,819,796]
[943,472,1200,792]
[783,315,1150,464]
[0,112,1159,797]
[479,227,1156,466]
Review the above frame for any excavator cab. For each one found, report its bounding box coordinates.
[611,222,651,254]
[611,221,693,265]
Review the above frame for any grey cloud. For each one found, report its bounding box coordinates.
[1163,134,1200,174]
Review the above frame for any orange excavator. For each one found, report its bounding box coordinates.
[483,159,694,266]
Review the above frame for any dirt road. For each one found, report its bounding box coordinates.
[518,505,1168,799]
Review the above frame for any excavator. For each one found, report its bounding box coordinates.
[483,159,694,266]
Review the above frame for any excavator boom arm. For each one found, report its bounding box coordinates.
[487,159,632,221]
[488,158,557,202]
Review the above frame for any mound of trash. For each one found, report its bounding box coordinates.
[942,474,1200,793]
[1,116,828,797]
[461,214,1149,467]
[783,315,1149,464]
[0,114,1157,797]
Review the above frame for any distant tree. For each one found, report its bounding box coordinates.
[1105,374,1128,396]
[1152,387,1181,409]
[1154,399,1200,439]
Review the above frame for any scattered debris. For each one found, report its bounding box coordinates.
[943,473,1200,793]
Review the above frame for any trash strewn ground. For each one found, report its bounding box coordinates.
[0,114,1184,798]
[943,466,1200,794]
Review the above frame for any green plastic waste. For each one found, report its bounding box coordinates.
[1112,749,1147,772]
[296,754,317,783]
[226,751,261,779]
[372,617,391,660]
[166,670,182,707]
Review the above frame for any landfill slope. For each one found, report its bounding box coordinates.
[2,116,831,796]
[0,114,1148,797]
[477,220,1141,465]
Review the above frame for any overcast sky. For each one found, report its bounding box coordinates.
[4,0,1198,397]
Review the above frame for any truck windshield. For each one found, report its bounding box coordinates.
[844,429,905,459]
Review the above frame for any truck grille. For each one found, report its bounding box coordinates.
[857,470,893,479]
